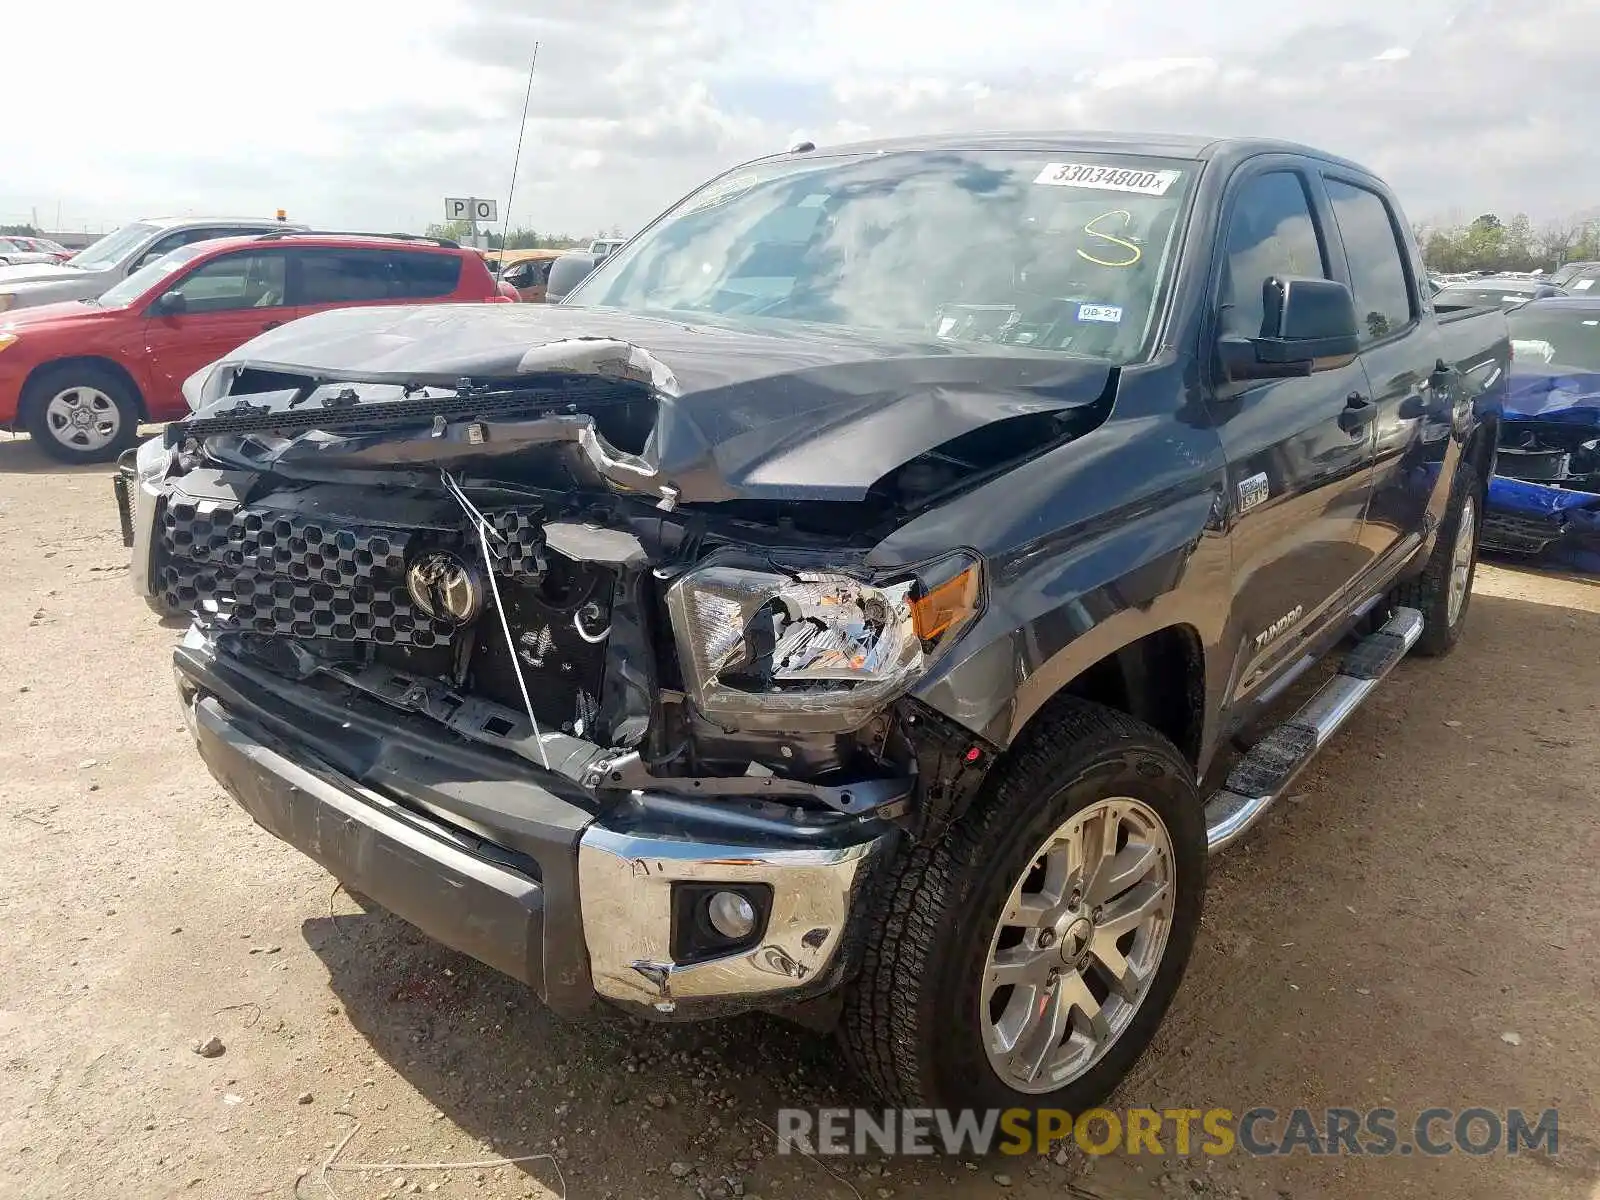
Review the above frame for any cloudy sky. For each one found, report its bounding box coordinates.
[4,0,1593,240]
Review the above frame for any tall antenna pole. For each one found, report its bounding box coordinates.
[500,42,539,255]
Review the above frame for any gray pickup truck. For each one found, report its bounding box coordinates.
[0,216,307,313]
[125,131,1507,1112]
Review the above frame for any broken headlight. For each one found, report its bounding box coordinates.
[665,554,981,732]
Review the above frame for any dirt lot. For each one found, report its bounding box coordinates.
[1,436,1596,1200]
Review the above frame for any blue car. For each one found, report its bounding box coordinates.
[1481,296,1600,572]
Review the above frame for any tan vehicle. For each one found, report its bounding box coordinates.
[487,248,566,303]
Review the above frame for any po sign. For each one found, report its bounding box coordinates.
[444,197,498,223]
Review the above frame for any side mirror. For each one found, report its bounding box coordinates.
[1221,277,1360,382]
[152,290,187,316]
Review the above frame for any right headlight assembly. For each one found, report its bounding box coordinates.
[664,553,982,733]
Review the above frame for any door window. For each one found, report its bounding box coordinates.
[166,252,288,312]
[133,232,190,270]
[1325,179,1414,344]
[1219,171,1328,339]
[294,250,393,304]
[390,251,462,298]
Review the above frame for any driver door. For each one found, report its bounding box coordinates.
[141,249,296,418]
[1207,164,1380,701]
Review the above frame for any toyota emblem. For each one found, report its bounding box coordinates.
[406,551,485,624]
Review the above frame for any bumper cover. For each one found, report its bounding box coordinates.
[175,634,893,1018]
[1483,474,1600,573]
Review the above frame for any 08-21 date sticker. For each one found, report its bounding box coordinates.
[1078,303,1123,323]
[1035,163,1182,195]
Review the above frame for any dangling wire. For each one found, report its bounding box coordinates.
[439,469,550,770]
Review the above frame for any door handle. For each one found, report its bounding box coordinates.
[1338,392,1377,436]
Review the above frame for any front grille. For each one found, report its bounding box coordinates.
[155,487,612,734]
[1481,510,1565,555]
[157,497,457,646]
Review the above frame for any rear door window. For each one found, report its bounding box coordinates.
[294,250,394,304]
[390,251,463,298]
[1324,179,1415,343]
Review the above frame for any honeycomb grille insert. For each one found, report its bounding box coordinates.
[157,497,458,647]
[487,508,546,579]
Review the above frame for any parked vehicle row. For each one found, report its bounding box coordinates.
[0,230,515,462]
[121,132,1506,1114]
[1434,275,1569,308]
[0,217,310,312]
[0,235,73,265]
[0,236,61,267]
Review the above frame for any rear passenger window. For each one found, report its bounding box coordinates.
[390,252,462,299]
[296,250,393,304]
[1219,172,1328,340]
[1325,179,1414,343]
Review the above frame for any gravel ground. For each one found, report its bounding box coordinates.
[1,435,1596,1200]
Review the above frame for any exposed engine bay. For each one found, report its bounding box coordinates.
[1496,423,1600,492]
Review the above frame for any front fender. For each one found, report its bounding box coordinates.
[869,392,1231,756]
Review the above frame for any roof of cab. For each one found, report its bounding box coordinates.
[753,130,1379,177]
[141,216,305,230]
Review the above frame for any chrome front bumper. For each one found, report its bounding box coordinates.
[578,825,885,1014]
[175,632,894,1019]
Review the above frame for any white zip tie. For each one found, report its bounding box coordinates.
[572,608,611,644]
[440,469,550,771]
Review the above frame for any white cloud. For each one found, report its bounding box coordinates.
[2,0,1595,240]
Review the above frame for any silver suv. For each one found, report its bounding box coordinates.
[0,216,309,313]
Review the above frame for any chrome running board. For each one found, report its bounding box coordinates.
[1205,606,1424,853]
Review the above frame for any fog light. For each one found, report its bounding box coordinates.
[706,891,758,940]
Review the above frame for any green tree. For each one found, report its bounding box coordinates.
[424,219,475,244]
[1501,213,1534,272]
[0,223,39,236]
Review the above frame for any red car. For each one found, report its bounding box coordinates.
[18,236,75,263]
[0,231,516,462]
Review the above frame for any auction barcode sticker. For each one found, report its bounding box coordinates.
[1035,163,1182,195]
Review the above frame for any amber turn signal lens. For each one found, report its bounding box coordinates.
[910,565,979,641]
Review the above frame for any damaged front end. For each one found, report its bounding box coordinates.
[137,325,1076,1019]
[1482,369,1600,574]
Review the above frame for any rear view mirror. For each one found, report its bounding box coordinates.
[1221,276,1360,382]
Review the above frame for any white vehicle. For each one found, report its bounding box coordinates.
[0,216,308,313]
[587,237,626,259]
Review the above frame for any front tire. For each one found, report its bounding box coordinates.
[840,699,1206,1111]
[1390,460,1483,657]
[22,364,141,464]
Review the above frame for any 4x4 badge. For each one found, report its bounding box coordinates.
[1237,472,1270,515]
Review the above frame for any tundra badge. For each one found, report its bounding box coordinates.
[1254,605,1304,650]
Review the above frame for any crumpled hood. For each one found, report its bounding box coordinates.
[186,302,1114,504]
[1504,362,1600,428]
